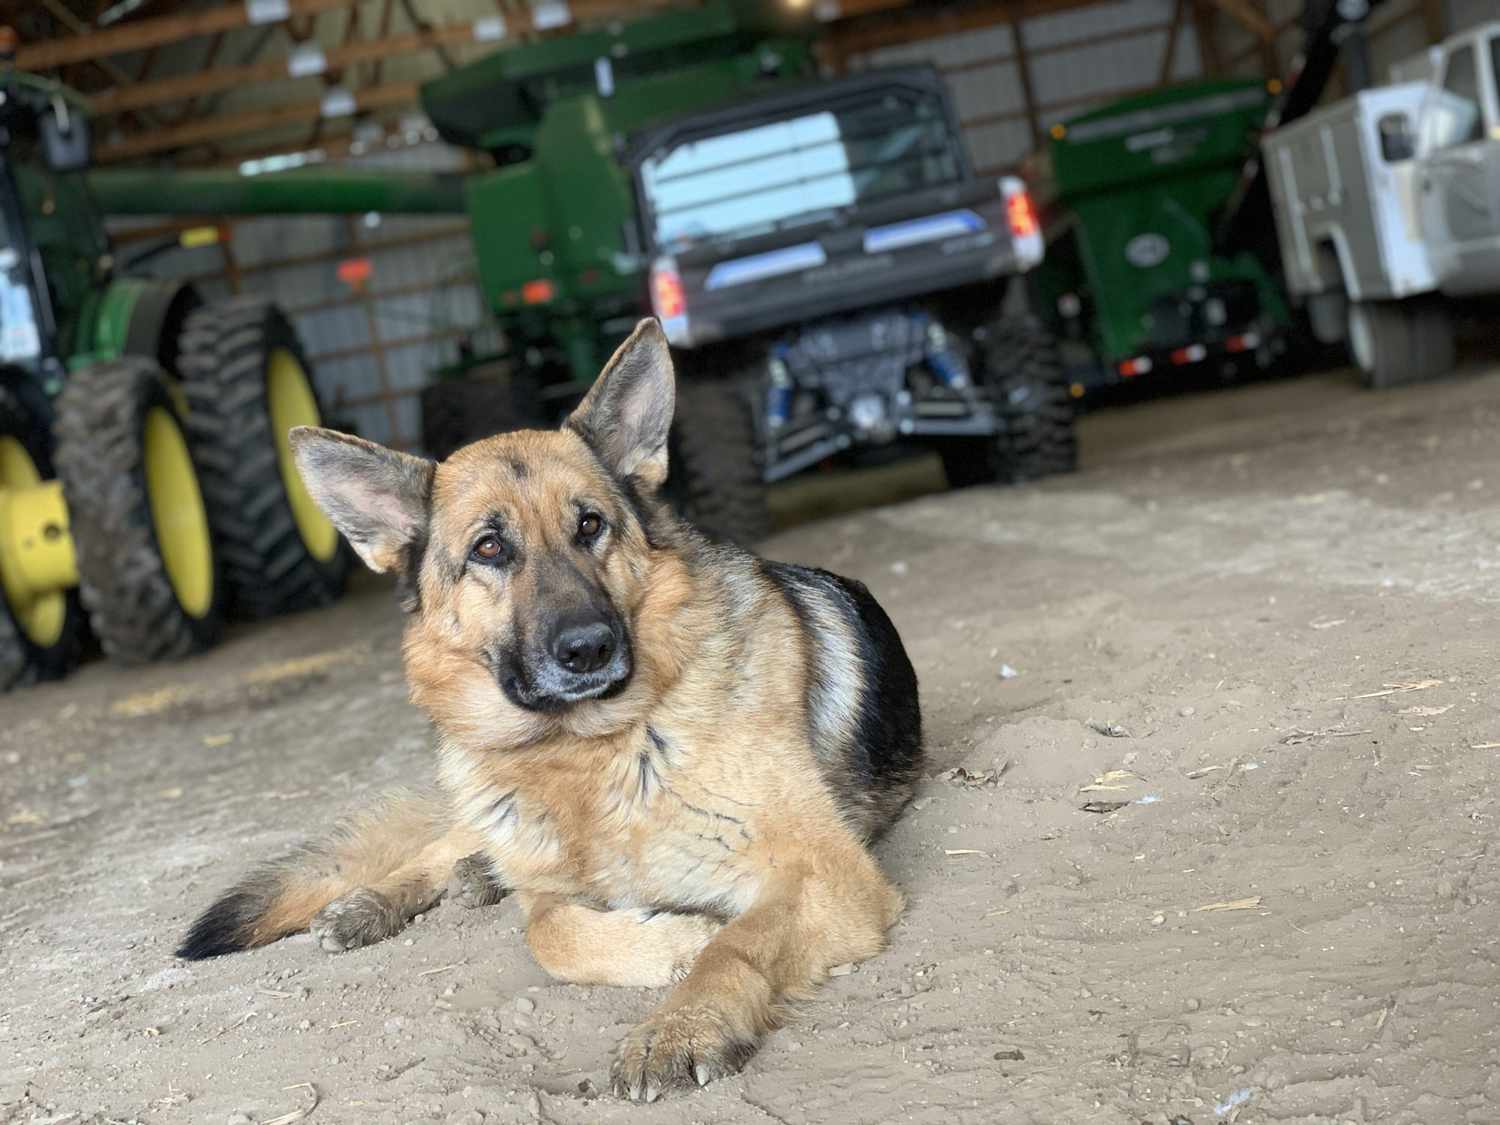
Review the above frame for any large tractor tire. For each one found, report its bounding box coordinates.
[667,368,771,545]
[1348,298,1456,390]
[941,315,1077,488]
[53,357,222,662]
[177,298,349,619]
[0,382,87,689]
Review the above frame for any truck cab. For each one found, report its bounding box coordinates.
[1413,25,1500,295]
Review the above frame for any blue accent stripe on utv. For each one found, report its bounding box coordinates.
[704,242,828,290]
[862,210,985,254]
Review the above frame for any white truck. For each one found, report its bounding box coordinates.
[1263,21,1499,388]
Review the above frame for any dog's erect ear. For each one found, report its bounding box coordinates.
[565,318,675,489]
[289,426,434,574]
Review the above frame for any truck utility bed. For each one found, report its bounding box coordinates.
[1263,85,1436,302]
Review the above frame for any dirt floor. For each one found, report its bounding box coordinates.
[3,364,1499,1125]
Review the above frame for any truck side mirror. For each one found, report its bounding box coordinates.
[40,97,91,173]
[1377,113,1414,163]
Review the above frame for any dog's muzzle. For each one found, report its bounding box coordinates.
[500,626,633,712]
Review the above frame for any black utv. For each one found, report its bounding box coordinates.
[629,65,1078,538]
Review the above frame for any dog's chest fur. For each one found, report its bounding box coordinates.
[438,721,781,917]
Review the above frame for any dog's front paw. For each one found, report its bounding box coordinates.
[446,852,508,909]
[610,1004,760,1102]
[309,888,403,952]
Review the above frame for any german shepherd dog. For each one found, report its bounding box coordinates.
[179,320,923,1100]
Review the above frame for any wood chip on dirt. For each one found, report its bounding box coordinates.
[1194,896,1263,913]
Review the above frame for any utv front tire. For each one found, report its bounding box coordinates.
[0,383,87,689]
[668,371,771,545]
[178,298,349,618]
[53,358,222,662]
[942,316,1076,488]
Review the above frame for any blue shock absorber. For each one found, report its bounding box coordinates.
[924,320,970,389]
[766,350,793,431]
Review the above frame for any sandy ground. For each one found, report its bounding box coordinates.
[3,365,1499,1125]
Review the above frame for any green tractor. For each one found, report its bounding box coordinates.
[0,72,348,690]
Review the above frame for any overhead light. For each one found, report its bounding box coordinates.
[96,0,147,26]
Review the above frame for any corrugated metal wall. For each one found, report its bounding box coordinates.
[851,0,1202,179]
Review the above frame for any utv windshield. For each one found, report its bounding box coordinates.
[639,85,965,253]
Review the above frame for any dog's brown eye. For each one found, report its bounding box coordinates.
[472,535,504,561]
[578,513,604,540]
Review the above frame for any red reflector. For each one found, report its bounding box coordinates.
[1117,356,1153,377]
[651,267,685,319]
[521,279,555,305]
[1005,189,1039,239]
[336,257,373,287]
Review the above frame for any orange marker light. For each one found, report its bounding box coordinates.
[521,278,556,305]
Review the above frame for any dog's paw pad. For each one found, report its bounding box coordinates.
[309,888,402,953]
[446,853,508,909]
[610,1006,758,1101]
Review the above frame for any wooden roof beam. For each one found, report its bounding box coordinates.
[96,79,419,162]
[1204,0,1275,42]
[16,0,355,72]
[15,0,684,74]
[87,22,492,116]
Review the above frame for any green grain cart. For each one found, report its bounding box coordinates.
[1028,77,1294,398]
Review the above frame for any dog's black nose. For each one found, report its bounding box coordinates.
[551,620,616,674]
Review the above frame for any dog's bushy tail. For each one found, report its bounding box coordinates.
[177,790,447,960]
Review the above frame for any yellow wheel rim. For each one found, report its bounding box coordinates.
[0,436,65,646]
[143,407,215,619]
[267,348,338,563]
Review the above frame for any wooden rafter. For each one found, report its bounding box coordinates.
[1189,0,1224,76]
[16,0,353,71]
[1159,0,1185,84]
[87,22,505,117]
[97,80,420,162]
[1205,0,1275,42]
[1420,0,1444,43]
[1009,12,1042,150]
[822,0,1132,58]
[369,0,397,87]
[15,0,683,73]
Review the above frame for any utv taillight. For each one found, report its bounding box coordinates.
[999,175,1044,271]
[1005,188,1039,239]
[651,264,685,319]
